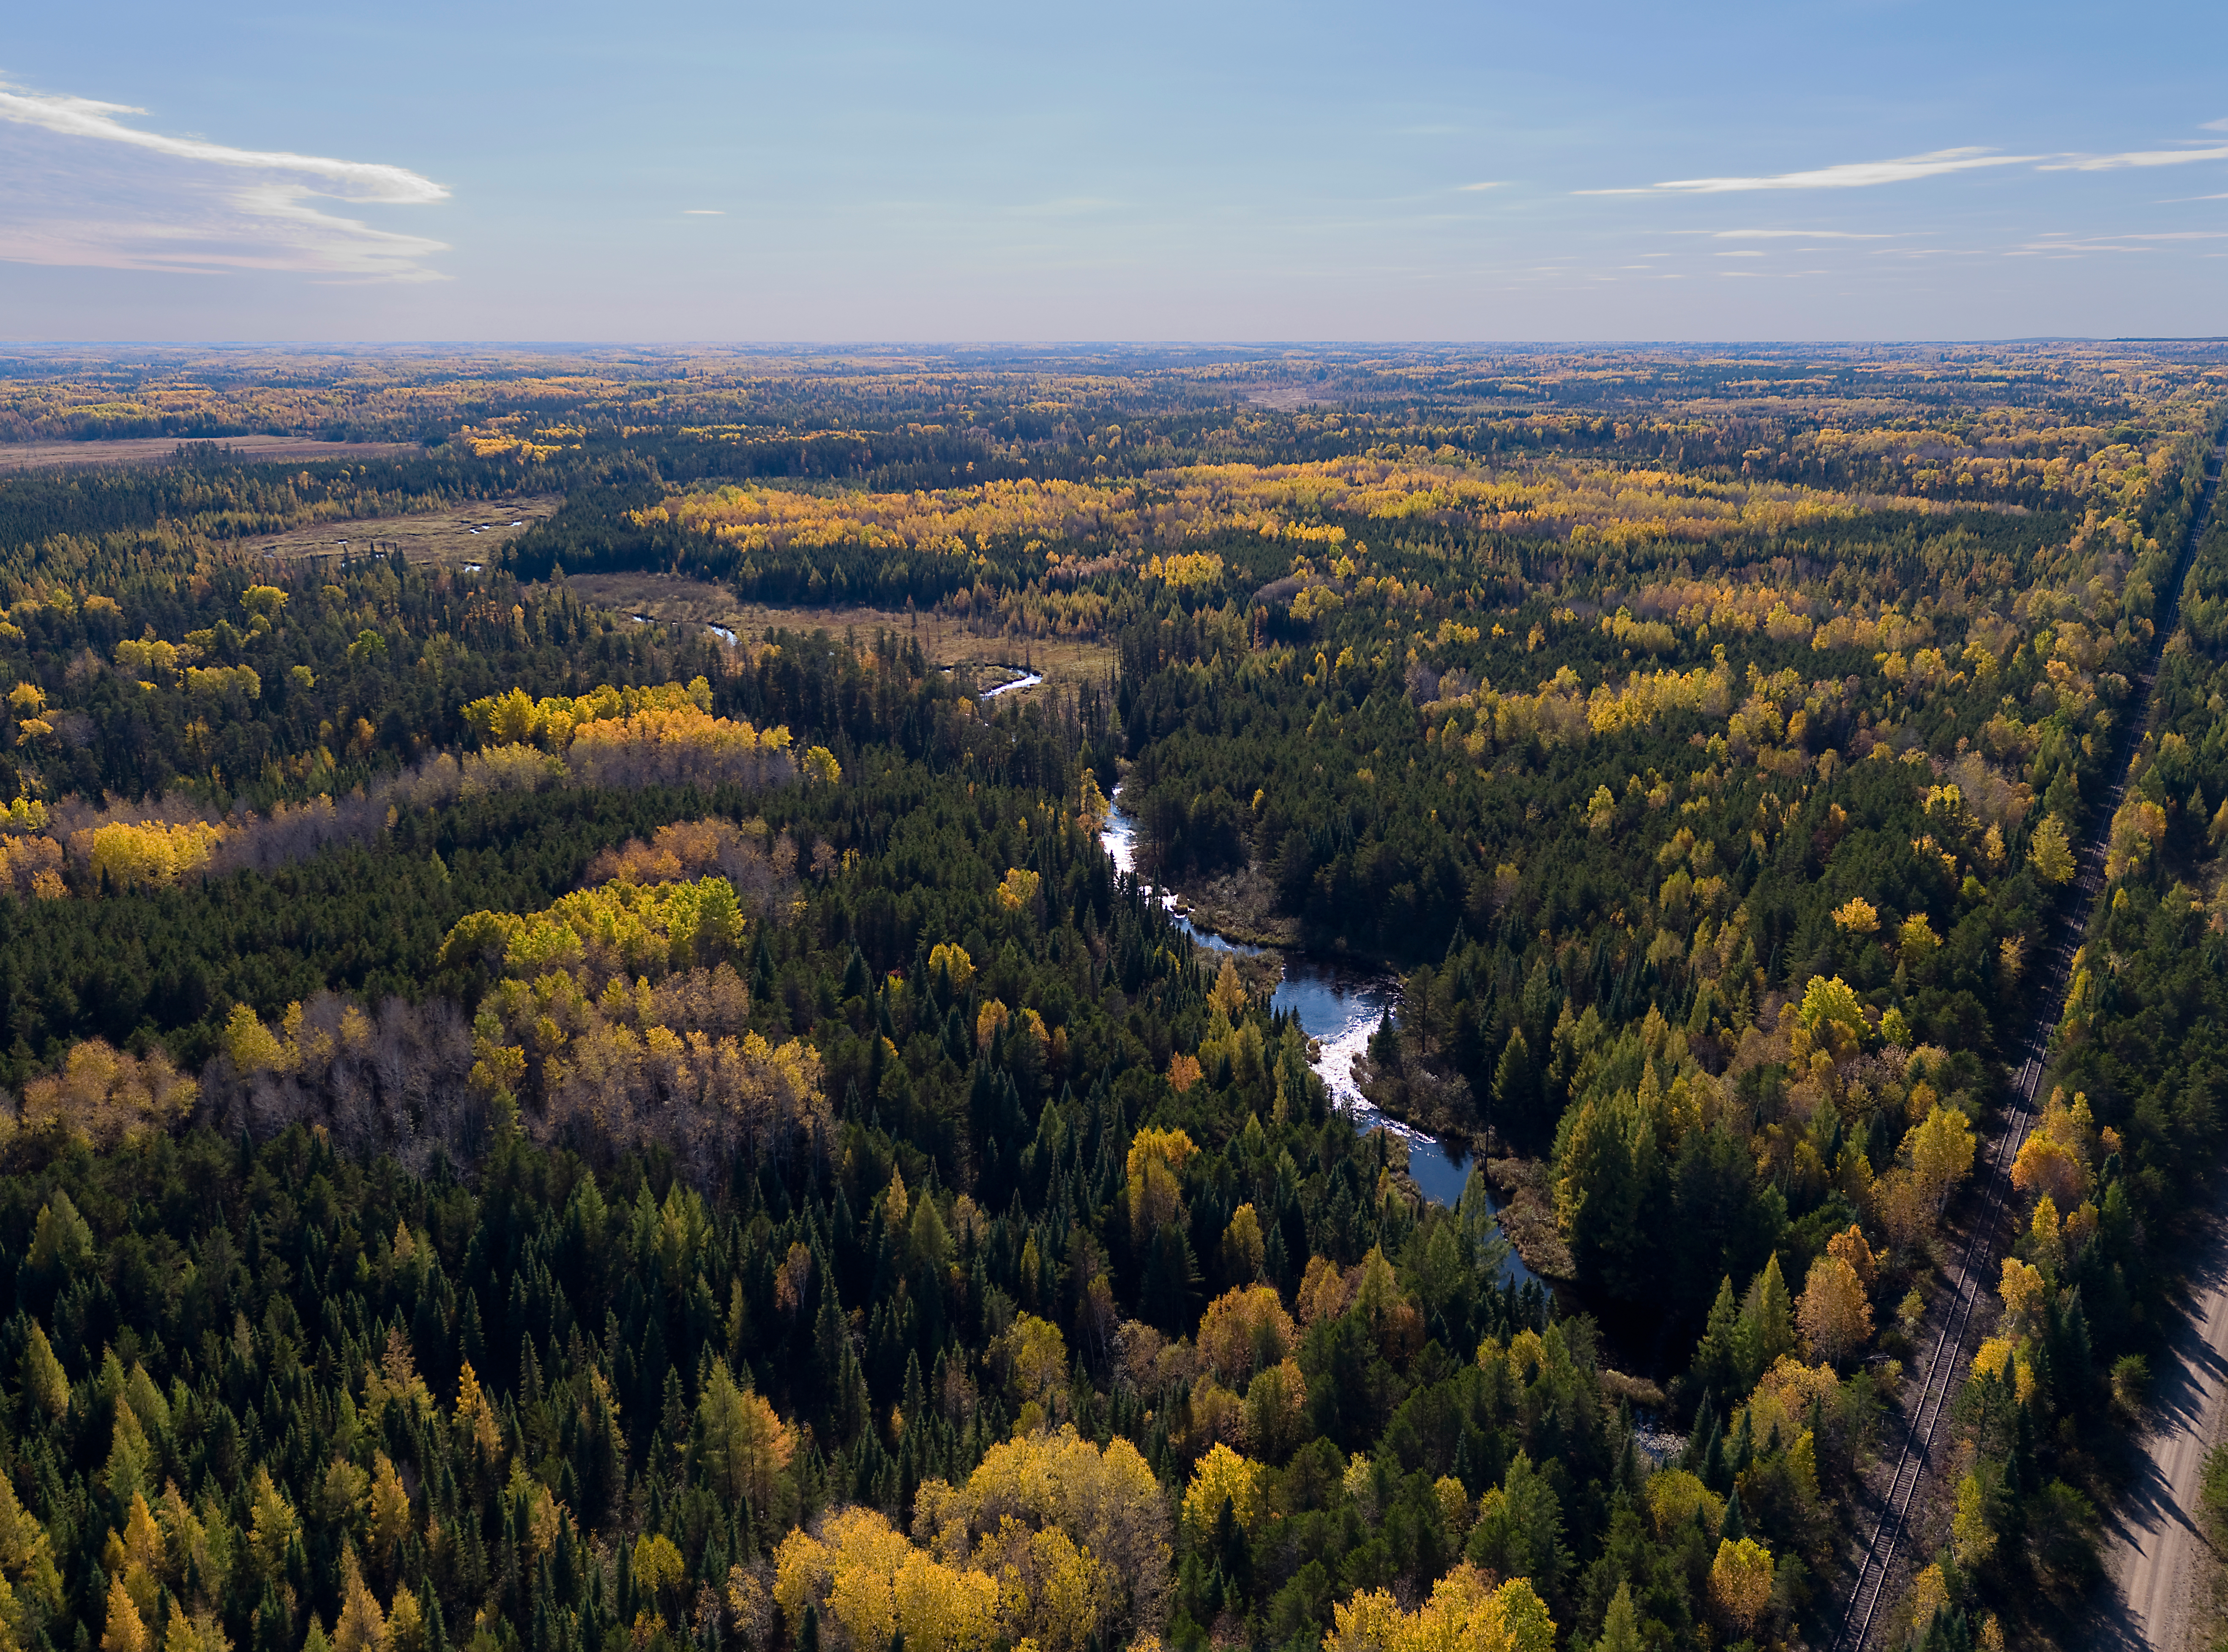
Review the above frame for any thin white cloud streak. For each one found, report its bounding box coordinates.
[0,84,449,280]
[1456,181,1506,192]
[2007,230,2228,256]
[2041,144,2228,171]
[1587,139,2228,198]
[1707,229,1900,239]
[1581,147,2039,195]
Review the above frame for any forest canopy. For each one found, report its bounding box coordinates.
[0,343,2220,1652]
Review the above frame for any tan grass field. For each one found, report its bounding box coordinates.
[0,434,424,473]
[241,494,563,564]
[549,572,1114,701]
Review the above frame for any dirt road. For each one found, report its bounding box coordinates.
[2097,1204,2228,1649]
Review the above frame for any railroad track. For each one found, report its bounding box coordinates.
[1830,432,2228,1652]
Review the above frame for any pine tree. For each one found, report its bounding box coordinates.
[1490,1029,1537,1143]
[1597,1581,1641,1652]
[1736,1253,1795,1387]
[1691,1275,1739,1404]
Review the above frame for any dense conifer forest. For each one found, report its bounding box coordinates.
[0,344,2223,1652]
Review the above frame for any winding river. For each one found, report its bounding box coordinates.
[1098,789,1532,1282]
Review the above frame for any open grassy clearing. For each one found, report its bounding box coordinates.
[245,493,563,564]
[0,434,423,473]
[548,571,1114,700]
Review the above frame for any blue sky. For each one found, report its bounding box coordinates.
[2,0,2224,341]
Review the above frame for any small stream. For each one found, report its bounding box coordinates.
[1099,787,1531,1282]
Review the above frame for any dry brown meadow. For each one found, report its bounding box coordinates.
[0,434,424,473]
[242,495,564,564]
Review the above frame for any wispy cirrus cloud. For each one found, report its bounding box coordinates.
[2040,144,2228,171]
[2008,229,2228,256]
[0,83,449,280]
[1705,228,1902,239]
[1580,147,2040,195]
[1586,137,2228,197]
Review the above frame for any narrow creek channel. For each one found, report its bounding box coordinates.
[1097,786,1533,1284]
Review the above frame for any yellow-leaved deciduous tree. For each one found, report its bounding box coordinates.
[974,1517,1111,1652]
[694,1360,794,1509]
[454,1361,504,1459]
[1972,1336,2036,1404]
[1907,1104,1977,1213]
[1707,1537,1775,1636]
[1208,957,1247,1020]
[1180,1444,1263,1543]
[0,1462,63,1632]
[362,1327,432,1418]
[150,1482,220,1614]
[318,1458,369,1529]
[2013,1120,2088,1214]
[15,1041,197,1150]
[368,1452,412,1571]
[916,1427,1170,1633]
[21,1323,68,1421]
[1826,1225,1877,1292]
[777,1507,1001,1652]
[1644,1470,1724,1542]
[111,1491,163,1625]
[1831,896,1880,934]
[1909,1563,1949,1638]
[104,1400,152,1505]
[2105,797,2167,883]
[893,1544,1003,1652]
[387,1588,425,1652]
[799,745,842,788]
[1998,1257,2048,1335]
[1125,1128,1196,1235]
[99,1573,147,1652]
[1436,1476,1475,1547]
[246,1467,298,1583]
[1899,913,1941,968]
[633,1532,688,1622]
[1327,1564,1555,1652]
[928,943,974,993]
[1241,1360,1308,1463]
[2029,814,2077,884]
[1195,1285,1298,1387]
[2012,1089,2094,1208]
[1586,785,1616,835]
[1797,975,1866,1039]
[87,820,229,890]
[1872,1167,1931,1254]
[1219,1204,1266,1284]
[220,1003,287,1075]
[333,1543,385,1652]
[1797,1253,1874,1368]
[996,867,1041,914]
[993,1316,1071,1425]
[1953,1472,1997,1567]
[162,1607,234,1652]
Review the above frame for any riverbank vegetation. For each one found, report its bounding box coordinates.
[0,344,2222,1651]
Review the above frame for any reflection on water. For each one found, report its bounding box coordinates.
[1100,789,1529,1281]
